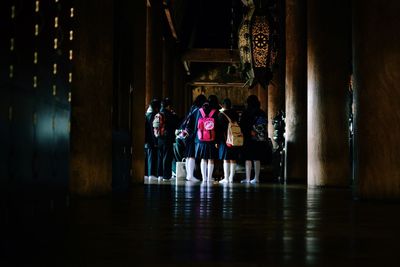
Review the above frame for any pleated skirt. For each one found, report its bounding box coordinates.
[195,142,218,160]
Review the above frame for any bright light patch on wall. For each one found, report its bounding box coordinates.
[33,76,38,88]
[68,73,72,83]
[69,30,74,41]
[54,17,59,28]
[68,92,72,102]
[35,1,40,12]
[11,5,15,19]
[9,65,14,78]
[36,113,52,142]
[69,50,73,60]
[53,85,57,96]
[70,8,74,18]
[34,51,38,64]
[54,38,58,49]
[35,24,39,36]
[10,38,14,51]
[53,63,57,75]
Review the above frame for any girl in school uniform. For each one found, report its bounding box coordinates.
[181,94,207,182]
[192,95,220,183]
[144,98,161,180]
[218,98,240,184]
[240,95,269,184]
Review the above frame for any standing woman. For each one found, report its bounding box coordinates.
[182,94,207,182]
[240,95,268,184]
[144,98,161,180]
[193,95,220,183]
[218,98,240,183]
[156,98,180,181]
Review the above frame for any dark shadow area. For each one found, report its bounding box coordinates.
[2,184,400,266]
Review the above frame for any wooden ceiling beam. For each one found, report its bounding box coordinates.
[189,81,245,87]
[182,48,240,63]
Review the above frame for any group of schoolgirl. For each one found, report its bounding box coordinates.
[180,94,270,184]
[145,94,270,184]
[145,97,180,181]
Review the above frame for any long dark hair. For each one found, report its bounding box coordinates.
[150,98,161,112]
[193,94,207,108]
[246,95,260,111]
[202,95,219,113]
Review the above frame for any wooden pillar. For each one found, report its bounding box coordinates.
[145,1,163,103]
[285,0,307,183]
[151,1,164,99]
[173,49,186,116]
[145,3,152,106]
[163,37,175,100]
[258,84,268,117]
[307,0,351,186]
[131,0,147,184]
[268,0,286,149]
[70,0,113,195]
[353,0,400,199]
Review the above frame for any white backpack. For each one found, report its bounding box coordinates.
[221,112,243,147]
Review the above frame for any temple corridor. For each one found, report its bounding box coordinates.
[2,0,400,265]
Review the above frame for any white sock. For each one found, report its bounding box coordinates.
[229,162,236,183]
[254,160,261,181]
[185,158,189,179]
[186,157,195,180]
[207,161,214,182]
[223,161,230,181]
[245,160,252,181]
[200,160,207,181]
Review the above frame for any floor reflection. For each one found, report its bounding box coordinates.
[2,183,400,266]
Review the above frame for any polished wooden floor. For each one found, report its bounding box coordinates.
[1,181,400,266]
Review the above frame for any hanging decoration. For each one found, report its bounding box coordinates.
[239,0,278,89]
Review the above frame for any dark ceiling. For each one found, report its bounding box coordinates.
[170,0,245,49]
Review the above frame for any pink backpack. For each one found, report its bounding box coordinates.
[152,112,165,138]
[197,108,217,142]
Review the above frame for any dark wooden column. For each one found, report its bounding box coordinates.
[173,49,186,116]
[258,85,268,119]
[150,1,164,99]
[269,0,286,149]
[285,0,307,183]
[70,0,113,194]
[353,0,400,198]
[163,38,174,99]
[145,3,152,106]
[131,0,147,184]
[307,0,351,186]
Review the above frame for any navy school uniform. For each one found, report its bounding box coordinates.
[190,107,219,160]
[144,110,158,177]
[156,108,180,180]
[218,109,241,161]
[240,108,270,161]
[181,106,199,158]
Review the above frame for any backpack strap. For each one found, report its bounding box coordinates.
[208,109,216,118]
[221,111,232,123]
[199,108,206,118]
[179,107,197,130]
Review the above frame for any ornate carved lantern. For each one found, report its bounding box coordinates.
[239,0,277,89]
